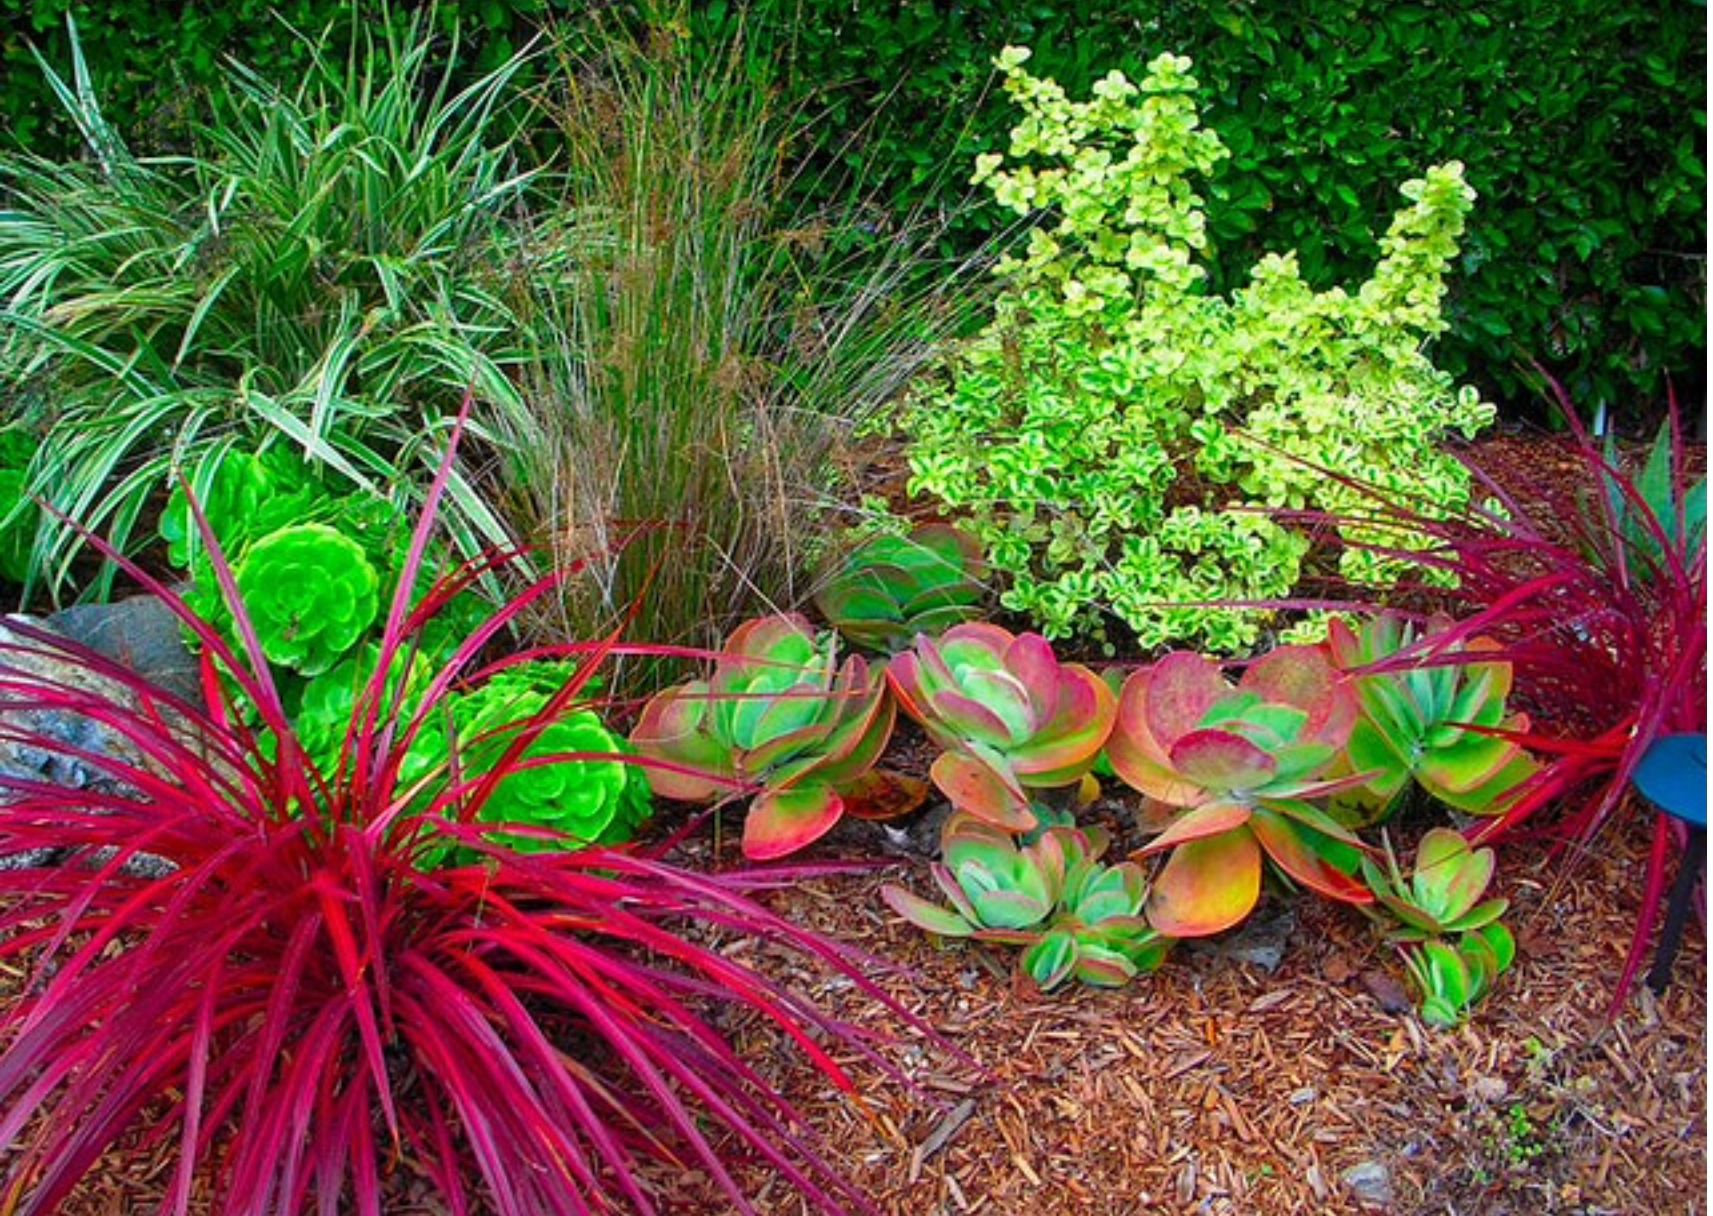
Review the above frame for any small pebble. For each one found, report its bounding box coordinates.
[1341,1160,1393,1208]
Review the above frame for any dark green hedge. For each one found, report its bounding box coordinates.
[3,0,1704,426]
[716,0,1705,428]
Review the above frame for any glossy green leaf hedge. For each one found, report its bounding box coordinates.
[2,1,1701,426]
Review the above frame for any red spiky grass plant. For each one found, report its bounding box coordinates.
[0,420,941,1214]
[1300,373,1705,1009]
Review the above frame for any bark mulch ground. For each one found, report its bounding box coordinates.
[705,805,1706,1216]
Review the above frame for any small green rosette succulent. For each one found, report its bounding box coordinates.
[233,523,380,676]
[1362,828,1509,944]
[882,814,1169,989]
[160,447,324,567]
[813,523,986,653]
[1402,923,1517,1028]
[455,675,651,852]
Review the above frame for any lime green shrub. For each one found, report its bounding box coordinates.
[899,49,1493,652]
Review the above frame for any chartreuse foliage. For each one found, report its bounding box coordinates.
[0,426,926,1213]
[1109,646,1372,937]
[882,814,1169,990]
[897,48,1492,652]
[630,614,897,861]
[706,0,1702,432]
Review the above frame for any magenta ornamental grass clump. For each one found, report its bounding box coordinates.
[0,419,948,1215]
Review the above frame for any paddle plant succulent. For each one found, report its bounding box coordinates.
[630,613,897,860]
[1109,646,1373,937]
[0,414,941,1214]
[1362,828,1509,944]
[1401,924,1518,1028]
[1328,613,1536,819]
[813,523,986,652]
[887,623,1116,832]
[881,815,1169,989]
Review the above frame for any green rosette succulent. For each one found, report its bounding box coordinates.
[631,614,896,861]
[293,644,437,777]
[1402,923,1517,1029]
[1362,828,1509,944]
[232,523,380,676]
[1328,614,1537,820]
[160,447,325,568]
[813,523,986,653]
[456,679,651,852]
[882,815,1170,990]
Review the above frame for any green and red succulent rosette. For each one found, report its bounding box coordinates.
[887,623,1115,832]
[631,614,900,860]
[1109,645,1375,937]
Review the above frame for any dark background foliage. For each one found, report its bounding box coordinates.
[2,0,1704,429]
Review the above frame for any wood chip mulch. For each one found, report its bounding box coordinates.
[704,806,1706,1216]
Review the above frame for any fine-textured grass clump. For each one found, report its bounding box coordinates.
[500,19,977,691]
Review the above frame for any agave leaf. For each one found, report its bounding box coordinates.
[1144,828,1263,938]
[742,784,845,861]
[1417,729,1522,796]
[1141,652,1231,748]
[1003,632,1062,726]
[929,861,983,924]
[629,682,734,802]
[1431,749,1537,816]
[1012,665,1115,787]
[1474,921,1517,972]
[1239,643,1355,748]
[1410,828,1492,921]
[1262,798,1369,848]
[1107,672,1204,806]
[1070,942,1139,988]
[929,749,1035,831]
[881,884,976,938]
[942,814,1024,873]
[1346,719,1411,802]
[837,769,930,821]
[1415,940,1473,1018]
[1134,801,1253,857]
[970,887,1054,931]
[931,686,1021,748]
[1419,993,1464,1029]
